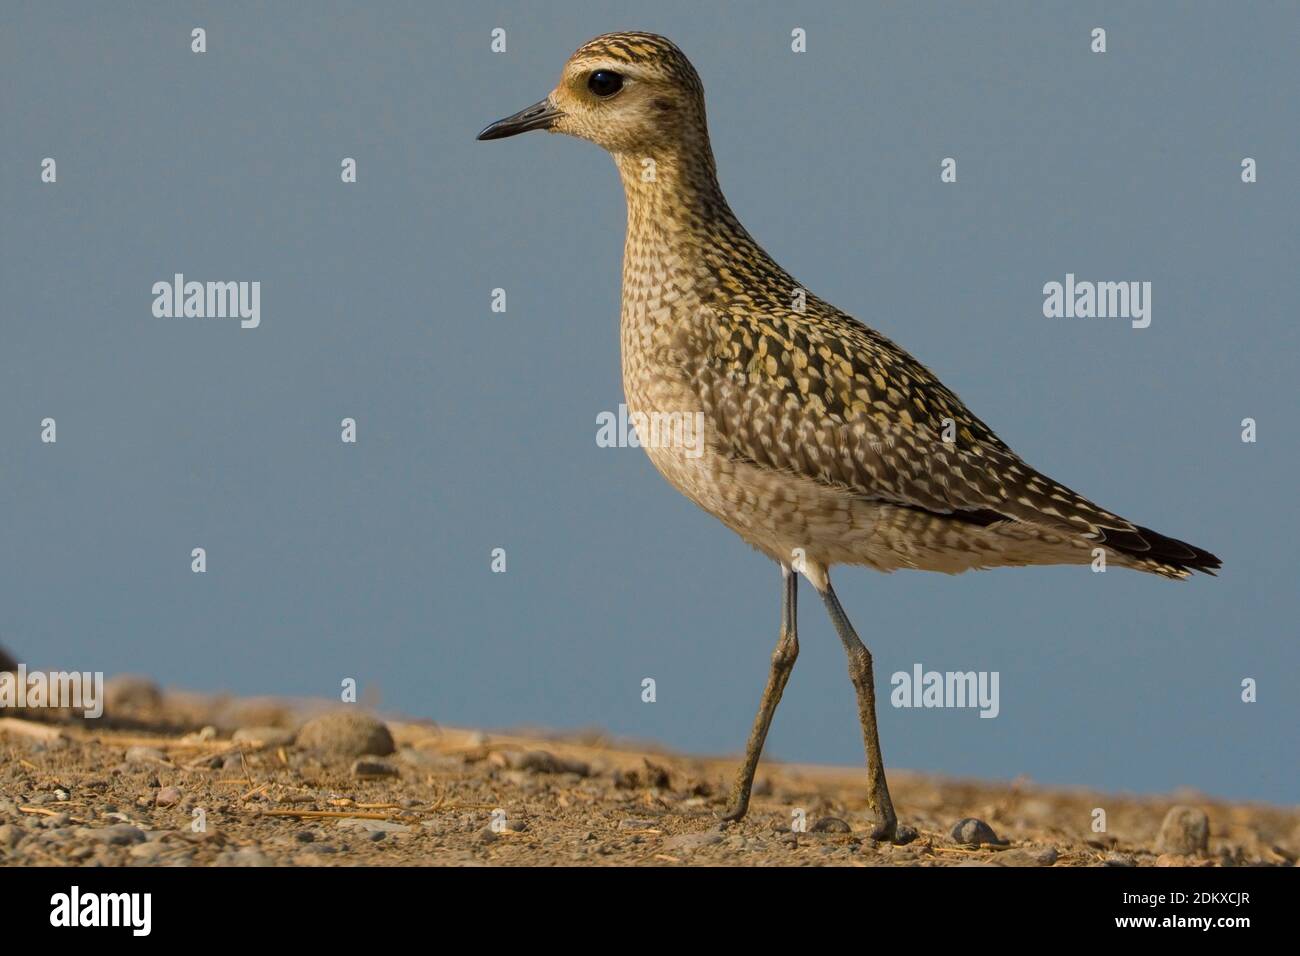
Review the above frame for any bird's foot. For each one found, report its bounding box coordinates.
[869,820,917,845]
[717,802,748,824]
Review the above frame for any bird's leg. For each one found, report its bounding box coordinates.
[720,563,799,822]
[819,579,899,841]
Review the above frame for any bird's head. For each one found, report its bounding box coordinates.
[477,32,709,156]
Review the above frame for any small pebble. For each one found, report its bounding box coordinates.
[996,845,1059,867]
[335,818,411,834]
[950,818,1007,847]
[232,726,296,748]
[810,816,852,834]
[663,831,723,853]
[296,711,395,758]
[84,824,147,846]
[129,842,165,862]
[350,758,400,779]
[104,675,163,712]
[494,749,590,777]
[220,847,271,867]
[1156,805,1209,856]
[125,746,170,766]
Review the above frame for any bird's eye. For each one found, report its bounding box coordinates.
[587,70,624,98]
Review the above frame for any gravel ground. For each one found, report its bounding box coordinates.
[0,681,1295,867]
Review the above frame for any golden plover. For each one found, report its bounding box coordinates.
[478,32,1220,840]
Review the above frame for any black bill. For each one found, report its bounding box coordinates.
[477,98,563,141]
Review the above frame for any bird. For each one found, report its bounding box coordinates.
[478,32,1220,841]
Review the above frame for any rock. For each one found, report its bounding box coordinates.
[398,747,463,770]
[154,786,182,807]
[128,842,165,862]
[0,824,23,848]
[221,753,246,770]
[810,816,852,834]
[84,824,146,846]
[950,818,1007,847]
[1103,852,1136,867]
[232,726,296,748]
[104,675,162,713]
[124,746,170,766]
[218,847,271,867]
[663,831,723,853]
[997,846,1059,867]
[1157,806,1210,856]
[618,818,657,830]
[493,749,590,777]
[212,698,293,734]
[0,646,17,674]
[351,758,399,779]
[298,843,337,855]
[296,711,394,758]
[613,760,672,789]
[336,818,411,834]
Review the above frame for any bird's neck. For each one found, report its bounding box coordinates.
[614,146,742,253]
[613,144,781,305]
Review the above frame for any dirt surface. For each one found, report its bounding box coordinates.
[0,681,1295,867]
